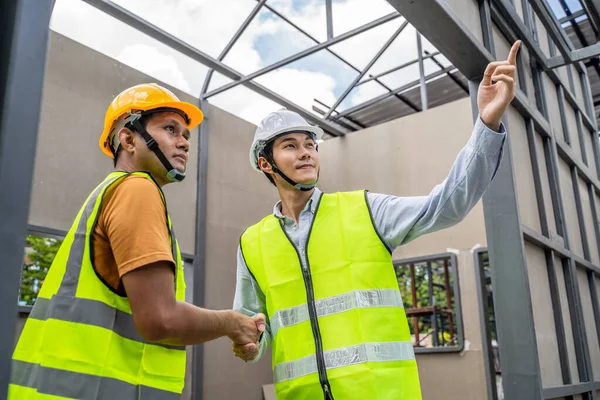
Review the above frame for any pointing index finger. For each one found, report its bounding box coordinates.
[507,40,521,65]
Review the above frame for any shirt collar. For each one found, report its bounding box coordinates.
[273,187,322,219]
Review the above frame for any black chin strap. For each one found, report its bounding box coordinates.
[126,119,185,182]
[260,151,317,191]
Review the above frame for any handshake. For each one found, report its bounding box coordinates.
[228,312,266,362]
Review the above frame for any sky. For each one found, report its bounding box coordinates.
[48,0,452,126]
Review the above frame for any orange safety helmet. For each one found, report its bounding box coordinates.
[99,83,204,157]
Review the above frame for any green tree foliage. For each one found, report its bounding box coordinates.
[395,259,457,346]
[19,235,63,306]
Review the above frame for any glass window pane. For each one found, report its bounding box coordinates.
[20,233,63,306]
[394,255,462,349]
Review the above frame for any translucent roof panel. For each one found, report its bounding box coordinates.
[207,72,234,93]
[109,0,257,59]
[254,48,358,116]
[339,81,389,111]
[328,18,404,71]
[223,7,316,75]
[266,0,327,42]
[50,0,208,97]
[547,0,567,19]
[367,24,421,77]
[210,84,282,126]
[331,0,397,36]
[423,58,443,76]
[377,63,421,89]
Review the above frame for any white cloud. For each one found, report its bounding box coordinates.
[49,0,447,126]
[117,44,192,93]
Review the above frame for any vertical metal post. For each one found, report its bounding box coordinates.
[474,250,499,400]
[470,2,543,397]
[427,262,438,346]
[325,0,334,40]
[443,259,455,343]
[0,0,53,397]
[191,99,210,400]
[546,251,573,385]
[410,263,420,345]
[416,31,428,111]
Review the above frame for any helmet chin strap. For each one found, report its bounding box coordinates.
[260,151,317,191]
[125,117,185,183]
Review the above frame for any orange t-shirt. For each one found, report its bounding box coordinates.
[92,175,175,294]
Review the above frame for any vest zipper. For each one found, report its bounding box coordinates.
[278,203,334,400]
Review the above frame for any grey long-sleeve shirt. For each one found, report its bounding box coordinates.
[233,116,506,362]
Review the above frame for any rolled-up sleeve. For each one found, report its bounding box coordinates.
[368,116,506,251]
[233,245,271,362]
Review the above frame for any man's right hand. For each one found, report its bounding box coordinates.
[228,312,265,362]
[228,312,265,345]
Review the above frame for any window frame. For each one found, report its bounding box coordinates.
[393,252,465,354]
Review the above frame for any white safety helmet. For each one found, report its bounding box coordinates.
[249,108,324,172]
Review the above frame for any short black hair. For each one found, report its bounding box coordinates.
[111,112,157,167]
[260,141,276,187]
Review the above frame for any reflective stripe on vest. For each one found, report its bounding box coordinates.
[271,289,404,337]
[10,172,186,399]
[273,341,415,383]
[11,360,180,400]
[29,296,184,351]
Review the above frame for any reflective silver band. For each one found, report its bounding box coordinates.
[11,360,180,400]
[58,173,179,296]
[29,296,184,351]
[273,341,415,383]
[271,289,403,336]
[58,177,115,297]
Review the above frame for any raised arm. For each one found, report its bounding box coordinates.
[368,40,521,251]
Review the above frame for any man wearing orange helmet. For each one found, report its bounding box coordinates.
[10,83,264,399]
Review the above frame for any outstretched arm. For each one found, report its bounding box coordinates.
[368,41,521,251]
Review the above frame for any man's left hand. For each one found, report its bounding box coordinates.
[478,40,521,131]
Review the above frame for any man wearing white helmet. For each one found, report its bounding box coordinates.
[233,42,521,400]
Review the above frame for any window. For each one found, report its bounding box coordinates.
[18,231,196,307]
[394,253,463,352]
[19,232,63,306]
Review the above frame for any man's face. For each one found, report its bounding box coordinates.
[269,132,319,187]
[135,112,190,184]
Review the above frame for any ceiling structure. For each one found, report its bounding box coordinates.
[50,0,600,138]
[552,0,600,121]
[69,0,469,138]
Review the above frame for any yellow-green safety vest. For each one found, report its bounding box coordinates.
[241,190,422,400]
[10,171,187,400]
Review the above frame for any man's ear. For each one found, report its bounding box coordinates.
[258,156,273,174]
[117,127,136,154]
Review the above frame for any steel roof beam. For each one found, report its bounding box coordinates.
[81,0,347,136]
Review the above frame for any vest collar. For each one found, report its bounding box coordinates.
[273,187,322,220]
